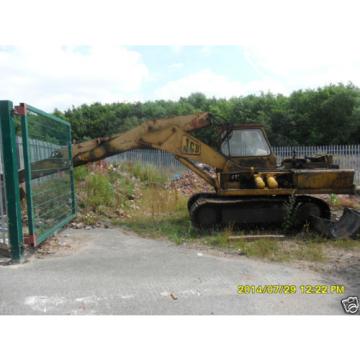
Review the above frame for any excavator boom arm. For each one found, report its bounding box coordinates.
[21,112,227,189]
[70,112,227,189]
[73,112,212,163]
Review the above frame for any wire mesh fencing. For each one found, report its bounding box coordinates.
[0,124,8,248]
[108,145,360,184]
[108,149,186,174]
[19,105,76,246]
[0,101,77,260]
[274,145,360,184]
[3,130,360,249]
[10,140,360,185]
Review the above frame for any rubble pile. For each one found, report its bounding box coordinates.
[317,194,360,209]
[168,170,214,196]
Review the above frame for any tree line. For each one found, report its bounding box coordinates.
[55,83,360,147]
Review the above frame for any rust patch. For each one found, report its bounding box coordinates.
[293,170,355,190]
[14,103,27,116]
[24,234,37,247]
[190,112,209,130]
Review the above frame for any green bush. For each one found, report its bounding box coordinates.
[74,165,89,182]
[119,162,168,184]
[85,173,115,209]
[118,177,135,198]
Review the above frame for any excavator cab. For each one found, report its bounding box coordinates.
[220,124,277,170]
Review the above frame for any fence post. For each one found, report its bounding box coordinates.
[0,100,24,262]
[68,125,77,215]
[20,109,35,241]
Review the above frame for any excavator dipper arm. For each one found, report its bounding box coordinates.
[18,112,220,183]
[72,112,213,164]
[71,112,228,189]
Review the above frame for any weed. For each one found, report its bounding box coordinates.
[246,239,280,259]
[330,238,360,249]
[75,160,354,265]
[233,238,280,260]
[282,194,300,233]
[74,165,89,182]
[82,212,98,225]
[85,173,115,210]
[330,193,339,206]
[293,242,325,262]
[119,162,168,185]
[206,232,228,247]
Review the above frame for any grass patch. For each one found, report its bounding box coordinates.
[329,238,360,249]
[114,185,198,244]
[238,239,281,260]
[74,165,89,182]
[119,214,195,244]
[75,160,360,264]
[118,162,168,185]
[292,242,324,262]
[85,173,115,209]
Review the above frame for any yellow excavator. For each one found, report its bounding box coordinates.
[27,112,360,237]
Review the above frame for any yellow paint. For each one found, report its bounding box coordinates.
[69,111,355,199]
[254,175,266,189]
[181,135,201,155]
[293,170,354,189]
[266,175,278,189]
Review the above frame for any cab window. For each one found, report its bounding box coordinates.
[221,129,271,157]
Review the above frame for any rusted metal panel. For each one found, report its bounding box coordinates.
[218,187,355,196]
[226,154,277,171]
[292,169,355,190]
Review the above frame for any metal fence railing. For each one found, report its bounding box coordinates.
[0,100,24,260]
[0,137,67,250]
[274,145,360,184]
[108,149,186,173]
[2,117,360,257]
[10,138,360,185]
[0,121,8,249]
[20,104,76,247]
[0,100,76,261]
[0,137,61,174]
[109,145,360,184]
[5,139,360,185]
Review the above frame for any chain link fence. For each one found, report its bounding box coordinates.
[7,140,360,184]
[108,145,360,184]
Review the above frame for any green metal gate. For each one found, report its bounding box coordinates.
[0,100,76,262]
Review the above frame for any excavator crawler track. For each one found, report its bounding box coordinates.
[189,194,330,230]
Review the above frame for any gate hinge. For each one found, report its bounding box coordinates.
[24,234,37,247]
[13,103,27,116]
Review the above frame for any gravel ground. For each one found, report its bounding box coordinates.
[0,227,358,315]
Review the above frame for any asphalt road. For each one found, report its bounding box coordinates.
[0,228,353,315]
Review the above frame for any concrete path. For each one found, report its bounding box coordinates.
[0,228,353,315]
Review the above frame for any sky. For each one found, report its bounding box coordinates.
[1,0,360,111]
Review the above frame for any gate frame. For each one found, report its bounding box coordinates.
[18,103,76,247]
[0,100,77,262]
[0,100,24,262]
